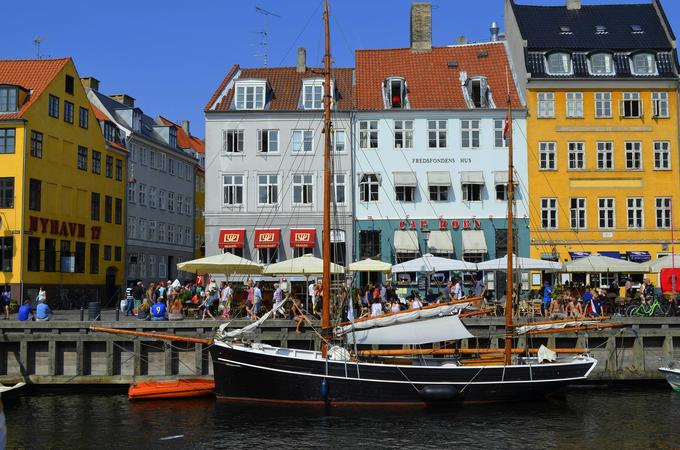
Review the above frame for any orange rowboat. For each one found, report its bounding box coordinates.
[128,378,215,400]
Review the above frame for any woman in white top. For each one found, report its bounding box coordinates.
[410,296,423,309]
[390,301,401,313]
[370,301,384,317]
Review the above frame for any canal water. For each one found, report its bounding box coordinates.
[4,384,679,449]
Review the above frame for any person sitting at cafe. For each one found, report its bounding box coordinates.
[291,296,306,334]
[549,296,565,320]
[35,298,52,321]
[567,296,583,319]
[410,293,424,310]
[168,298,184,321]
[17,299,33,322]
[137,299,151,320]
[425,289,439,304]
[370,298,384,318]
[150,298,167,321]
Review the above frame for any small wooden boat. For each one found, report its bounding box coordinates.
[659,366,680,392]
[128,378,215,400]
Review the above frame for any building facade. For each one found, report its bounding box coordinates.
[204,52,354,268]
[87,84,197,284]
[505,0,680,286]
[0,59,126,305]
[353,4,529,292]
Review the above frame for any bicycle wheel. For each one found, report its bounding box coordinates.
[625,304,640,317]
[654,303,670,317]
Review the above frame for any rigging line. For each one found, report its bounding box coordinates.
[275,0,324,68]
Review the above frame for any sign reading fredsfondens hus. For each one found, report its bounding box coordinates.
[400,219,482,231]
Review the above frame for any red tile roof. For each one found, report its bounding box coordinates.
[0,58,70,119]
[90,104,110,122]
[207,66,354,112]
[205,64,239,111]
[355,43,521,110]
[158,116,205,154]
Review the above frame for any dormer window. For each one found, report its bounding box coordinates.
[302,79,329,110]
[465,76,492,108]
[589,53,615,76]
[595,25,608,35]
[234,80,266,110]
[0,86,19,113]
[132,110,142,133]
[630,25,644,34]
[559,26,572,35]
[631,53,657,76]
[546,52,573,75]
[169,127,177,148]
[383,77,408,109]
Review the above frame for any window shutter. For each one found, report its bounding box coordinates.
[222,130,227,153]
[382,81,389,109]
[639,97,644,117]
[619,99,624,117]
[238,130,244,152]
[257,129,262,152]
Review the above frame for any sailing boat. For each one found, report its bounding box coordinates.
[203,0,597,405]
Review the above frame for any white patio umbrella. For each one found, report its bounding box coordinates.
[648,254,680,273]
[477,254,563,272]
[349,258,392,273]
[391,254,477,273]
[262,253,345,275]
[564,255,649,273]
[176,253,263,275]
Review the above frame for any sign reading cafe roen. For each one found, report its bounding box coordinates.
[29,216,102,240]
[399,218,482,231]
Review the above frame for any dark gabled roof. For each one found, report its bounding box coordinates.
[510,1,674,51]
[207,67,354,112]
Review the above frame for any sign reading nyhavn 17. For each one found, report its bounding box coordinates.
[399,219,482,231]
[29,216,102,240]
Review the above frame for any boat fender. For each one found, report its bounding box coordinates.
[320,378,329,401]
[419,385,459,403]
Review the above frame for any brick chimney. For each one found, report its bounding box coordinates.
[566,0,581,10]
[410,2,432,52]
[109,94,135,107]
[297,48,306,73]
[181,120,190,136]
[81,77,100,92]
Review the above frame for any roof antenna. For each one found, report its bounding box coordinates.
[254,6,281,67]
[33,35,48,59]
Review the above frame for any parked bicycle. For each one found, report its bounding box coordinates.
[625,295,670,317]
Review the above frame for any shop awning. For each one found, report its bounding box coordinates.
[461,230,487,255]
[460,171,485,185]
[394,230,419,254]
[541,253,559,262]
[569,251,591,260]
[393,172,417,186]
[427,171,452,186]
[494,171,519,185]
[427,230,454,254]
[627,251,651,263]
[254,229,280,249]
[330,229,346,243]
[218,229,245,249]
[599,251,623,260]
[290,229,316,248]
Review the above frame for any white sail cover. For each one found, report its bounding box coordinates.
[216,300,289,340]
[343,315,473,345]
[515,320,603,335]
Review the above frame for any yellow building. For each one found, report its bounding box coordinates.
[0,58,126,305]
[506,0,680,286]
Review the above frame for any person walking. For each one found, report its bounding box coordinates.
[251,282,263,320]
[132,281,144,315]
[453,278,464,300]
[272,283,283,319]
[1,287,10,320]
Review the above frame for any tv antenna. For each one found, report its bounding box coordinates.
[255,6,281,67]
[33,35,48,59]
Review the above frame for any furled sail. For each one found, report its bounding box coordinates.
[515,320,605,335]
[215,300,289,341]
[343,315,473,345]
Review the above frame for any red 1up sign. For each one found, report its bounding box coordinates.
[399,219,483,231]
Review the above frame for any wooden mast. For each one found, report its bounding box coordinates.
[504,85,515,366]
[321,0,332,357]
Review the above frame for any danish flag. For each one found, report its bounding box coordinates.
[503,114,510,140]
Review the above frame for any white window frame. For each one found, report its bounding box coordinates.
[541,198,558,230]
[384,77,408,109]
[257,174,279,206]
[596,142,614,170]
[159,190,166,210]
[652,92,669,118]
[461,183,482,202]
[620,92,642,118]
[625,142,642,170]
[167,192,174,212]
[359,173,380,202]
[394,120,414,149]
[461,120,480,149]
[291,130,314,153]
[595,92,612,118]
[537,92,555,118]
[598,198,616,230]
[630,53,658,76]
[302,79,326,110]
[258,248,279,265]
[539,142,556,170]
[257,129,279,154]
[359,121,378,149]
[567,142,585,170]
[149,186,157,208]
[545,52,573,75]
[395,185,416,202]
[589,53,615,76]
[494,119,507,148]
[331,129,346,153]
[138,184,146,206]
[570,198,587,230]
[234,80,266,110]
[292,173,314,206]
[566,92,584,118]
[627,197,644,229]
[656,197,672,229]
[428,120,447,149]
[222,130,244,154]
[654,141,671,170]
[148,221,157,241]
[332,173,346,205]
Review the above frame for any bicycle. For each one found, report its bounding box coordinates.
[625,295,670,317]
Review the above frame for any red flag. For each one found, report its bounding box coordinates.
[503,114,510,140]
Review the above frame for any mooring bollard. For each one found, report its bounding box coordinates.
[115,308,120,321]
[80,306,84,321]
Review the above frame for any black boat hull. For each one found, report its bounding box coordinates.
[210,343,597,406]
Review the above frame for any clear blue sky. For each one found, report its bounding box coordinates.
[1,0,677,138]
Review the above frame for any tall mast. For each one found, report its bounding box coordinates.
[321,0,332,357]
[504,91,515,366]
